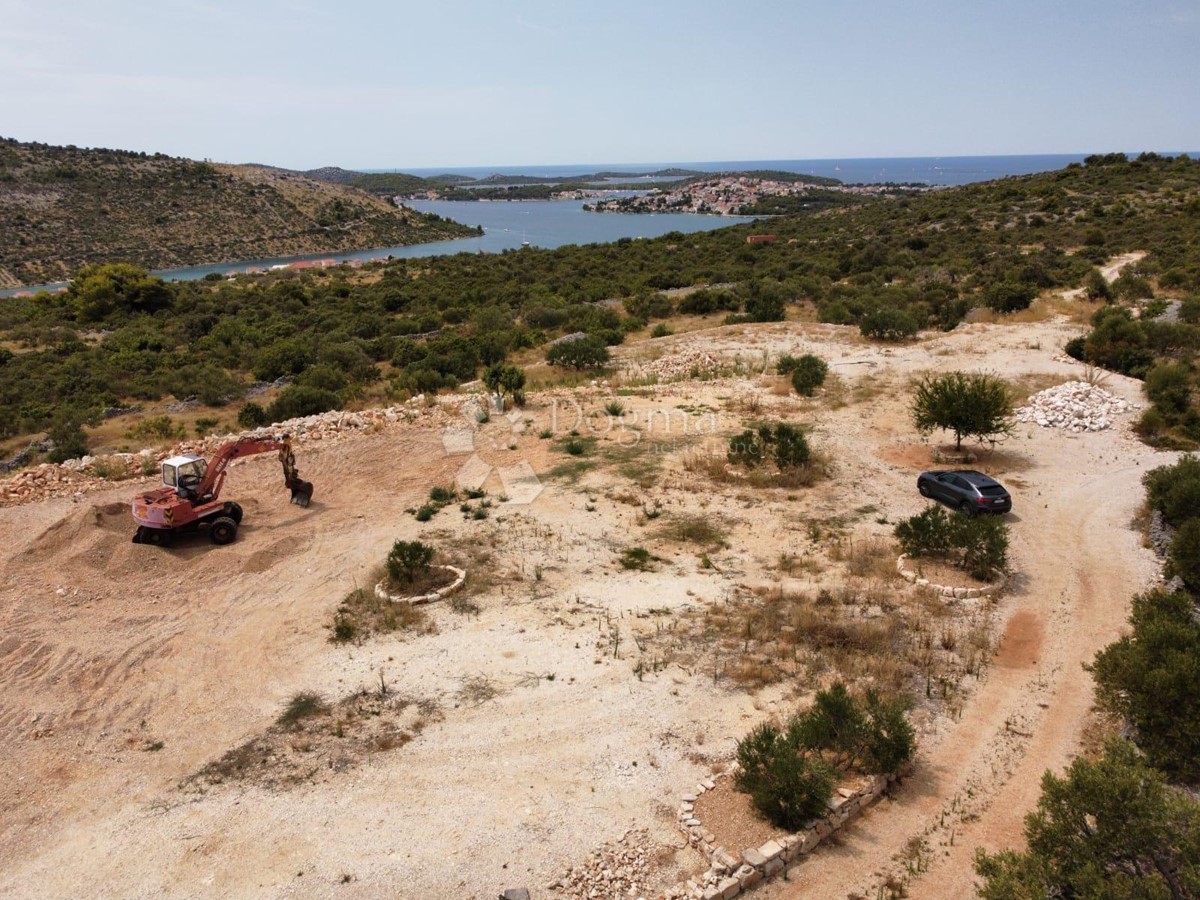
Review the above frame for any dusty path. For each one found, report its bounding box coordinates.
[762,433,1162,899]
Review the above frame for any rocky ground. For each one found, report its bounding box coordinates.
[0,311,1169,899]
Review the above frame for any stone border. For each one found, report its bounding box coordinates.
[667,763,914,899]
[374,565,466,605]
[895,554,1006,600]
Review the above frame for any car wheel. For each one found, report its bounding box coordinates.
[958,501,976,518]
[919,482,931,497]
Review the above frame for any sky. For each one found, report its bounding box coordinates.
[2,0,1198,170]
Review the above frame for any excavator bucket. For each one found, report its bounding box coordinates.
[290,479,314,508]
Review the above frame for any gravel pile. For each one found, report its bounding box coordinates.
[551,829,653,899]
[1015,381,1133,432]
[0,396,458,508]
[638,350,722,381]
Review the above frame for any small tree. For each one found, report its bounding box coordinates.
[735,723,836,831]
[47,418,89,463]
[975,741,1200,899]
[483,363,527,406]
[386,540,434,585]
[790,354,829,396]
[912,371,1013,451]
[984,282,1037,313]
[1091,590,1200,781]
[860,306,918,341]
[545,336,610,370]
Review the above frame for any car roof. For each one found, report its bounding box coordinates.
[954,470,1001,486]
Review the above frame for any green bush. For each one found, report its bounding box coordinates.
[1144,362,1193,418]
[895,505,1008,581]
[776,354,801,375]
[1091,591,1200,782]
[734,722,836,831]
[386,540,434,585]
[1144,455,1200,527]
[47,418,89,462]
[266,385,340,422]
[975,741,1200,899]
[545,336,610,370]
[859,306,918,341]
[727,422,811,470]
[985,281,1037,313]
[894,505,956,557]
[734,681,914,831]
[789,354,828,396]
[237,402,269,429]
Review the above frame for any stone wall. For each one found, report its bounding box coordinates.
[665,763,913,900]
[895,554,1006,600]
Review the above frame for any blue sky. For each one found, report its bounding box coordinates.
[2,0,1197,169]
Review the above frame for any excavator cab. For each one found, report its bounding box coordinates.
[162,455,208,501]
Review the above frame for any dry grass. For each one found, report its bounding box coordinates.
[330,580,435,644]
[657,513,729,548]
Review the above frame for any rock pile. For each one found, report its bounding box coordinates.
[551,828,653,899]
[0,396,459,508]
[1015,381,1133,432]
[638,350,722,381]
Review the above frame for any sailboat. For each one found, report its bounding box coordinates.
[521,229,530,247]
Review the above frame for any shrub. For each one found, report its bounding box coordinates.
[386,540,435,585]
[975,741,1200,899]
[1063,336,1086,361]
[1091,591,1200,781]
[650,323,672,338]
[47,418,89,462]
[734,723,836,831]
[728,422,811,471]
[776,354,801,375]
[894,505,956,557]
[1143,455,1200,527]
[911,371,1013,450]
[266,385,340,422]
[277,691,328,729]
[482,363,527,406]
[1144,362,1192,418]
[895,505,1008,581]
[985,282,1037,313]
[237,402,269,429]
[789,354,828,396]
[545,336,610,370]
[859,306,918,341]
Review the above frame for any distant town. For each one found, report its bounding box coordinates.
[579,175,933,216]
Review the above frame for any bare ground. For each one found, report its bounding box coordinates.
[0,313,1168,899]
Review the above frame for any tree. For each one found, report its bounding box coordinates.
[482,363,527,406]
[975,741,1200,899]
[545,336,610,370]
[386,540,435,585]
[47,417,89,462]
[1091,590,1200,781]
[912,371,1013,450]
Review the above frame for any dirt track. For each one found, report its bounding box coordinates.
[0,315,1167,899]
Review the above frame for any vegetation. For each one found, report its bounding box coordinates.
[1091,590,1200,782]
[911,371,1014,451]
[5,152,1200,459]
[788,354,829,396]
[735,682,914,830]
[975,740,1200,899]
[545,336,610,370]
[0,138,473,285]
[482,363,527,406]
[385,540,435,586]
[895,506,1008,581]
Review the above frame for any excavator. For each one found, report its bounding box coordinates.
[131,435,313,546]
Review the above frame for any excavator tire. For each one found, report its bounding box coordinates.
[223,501,244,523]
[133,526,172,547]
[209,516,238,545]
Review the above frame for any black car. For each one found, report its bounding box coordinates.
[917,469,1012,515]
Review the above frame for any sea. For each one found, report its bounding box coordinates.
[0,153,1154,297]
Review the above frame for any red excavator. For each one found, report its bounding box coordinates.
[131,435,313,546]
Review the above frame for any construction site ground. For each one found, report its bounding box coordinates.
[0,311,1166,899]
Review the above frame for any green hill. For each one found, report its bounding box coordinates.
[0,139,474,287]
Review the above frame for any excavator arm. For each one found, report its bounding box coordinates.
[196,436,314,507]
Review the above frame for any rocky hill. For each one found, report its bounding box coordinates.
[0,139,474,287]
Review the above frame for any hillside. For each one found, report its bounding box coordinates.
[0,139,475,287]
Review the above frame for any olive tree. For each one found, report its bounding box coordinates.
[912,371,1013,451]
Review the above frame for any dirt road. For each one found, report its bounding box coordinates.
[761,423,1162,898]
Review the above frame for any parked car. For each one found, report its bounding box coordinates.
[917,469,1012,515]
